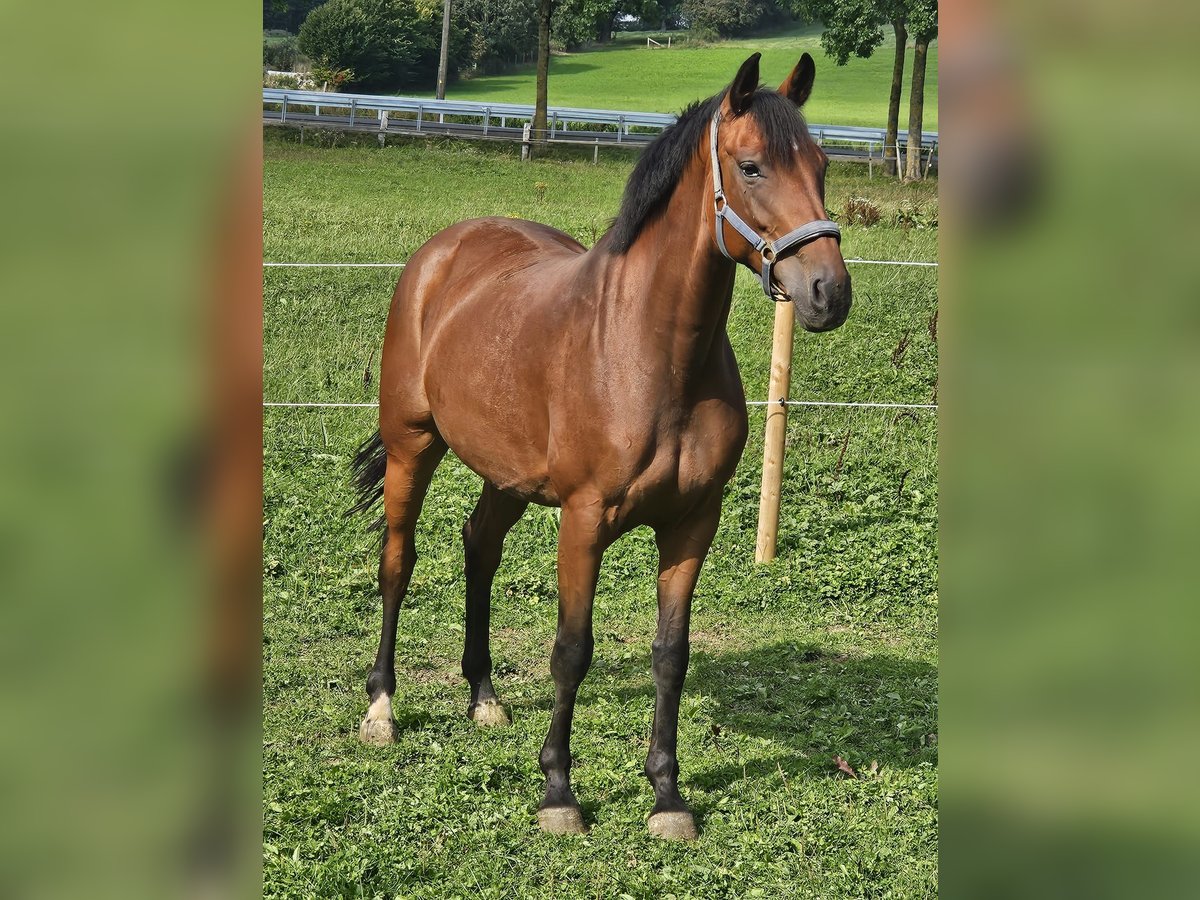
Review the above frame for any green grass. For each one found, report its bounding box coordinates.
[440,25,937,130]
[264,131,937,898]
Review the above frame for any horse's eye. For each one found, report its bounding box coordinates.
[739,162,761,179]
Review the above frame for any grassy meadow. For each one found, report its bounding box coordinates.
[440,25,938,130]
[263,129,937,898]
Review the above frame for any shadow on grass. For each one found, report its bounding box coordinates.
[377,637,934,833]
[454,60,601,96]
[387,634,935,775]
[498,638,935,769]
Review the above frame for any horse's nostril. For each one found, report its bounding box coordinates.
[811,278,830,310]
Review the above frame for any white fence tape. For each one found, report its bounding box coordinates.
[264,258,937,269]
[264,400,936,411]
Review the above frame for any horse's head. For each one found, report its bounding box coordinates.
[712,53,851,332]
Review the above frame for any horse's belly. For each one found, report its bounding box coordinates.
[419,279,565,504]
[429,396,559,505]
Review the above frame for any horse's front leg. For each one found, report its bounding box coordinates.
[536,501,610,835]
[645,495,722,840]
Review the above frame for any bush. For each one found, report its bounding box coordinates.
[263,72,315,90]
[308,62,355,92]
[298,0,470,93]
[895,201,938,230]
[844,196,882,227]
[264,35,301,71]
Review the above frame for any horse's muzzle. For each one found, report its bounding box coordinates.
[779,262,852,332]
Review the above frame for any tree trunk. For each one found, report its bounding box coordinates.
[435,0,452,100]
[596,11,613,43]
[885,19,907,177]
[532,0,552,154]
[905,36,929,181]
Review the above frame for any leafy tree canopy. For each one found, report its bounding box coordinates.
[298,0,470,92]
[681,0,791,39]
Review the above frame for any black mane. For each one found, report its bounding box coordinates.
[606,88,813,254]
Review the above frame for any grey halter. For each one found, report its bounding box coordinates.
[709,109,842,299]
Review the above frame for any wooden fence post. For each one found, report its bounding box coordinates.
[521,122,532,161]
[754,299,796,563]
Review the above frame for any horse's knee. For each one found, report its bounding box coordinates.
[380,531,417,582]
[461,518,486,564]
[462,516,505,573]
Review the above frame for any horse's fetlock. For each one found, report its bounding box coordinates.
[645,749,678,783]
[366,669,395,699]
[540,745,570,776]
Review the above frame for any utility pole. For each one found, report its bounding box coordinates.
[435,0,452,100]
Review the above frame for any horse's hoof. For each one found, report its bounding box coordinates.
[359,695,397,745]
[358,715,397,745]
[469,699,510,727]
[648,811,698,841]
[537,806,588,835]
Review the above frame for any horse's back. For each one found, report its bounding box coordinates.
[389,216,585,336]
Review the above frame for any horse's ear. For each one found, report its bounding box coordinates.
[780,52,816,107]
[729,53,761,116]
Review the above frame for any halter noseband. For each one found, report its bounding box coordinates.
[709,109,842,299]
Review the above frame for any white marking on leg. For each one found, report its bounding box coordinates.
[366,693,392,721]
[359,693,396,745]
[470,698,511,727]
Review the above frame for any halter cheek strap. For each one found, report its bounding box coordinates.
[709,109,842,299]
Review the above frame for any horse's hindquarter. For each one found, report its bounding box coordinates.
[387,218,587,503]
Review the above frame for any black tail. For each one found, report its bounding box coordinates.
[348,430,387,533]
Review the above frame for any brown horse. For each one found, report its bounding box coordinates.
[350,52,850,840]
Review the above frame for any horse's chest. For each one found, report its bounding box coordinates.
[631,404,749,509]
[680,408,748,487]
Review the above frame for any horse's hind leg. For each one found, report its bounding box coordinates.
[359,432,447,745]
[461,483,527,726]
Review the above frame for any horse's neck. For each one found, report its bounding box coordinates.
[602,157,736,385]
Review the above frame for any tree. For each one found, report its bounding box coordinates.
[551,0,619,48]
[264,0,326,34]
[531,0,553,151]
[457,0,540,73]
[436,0,453,99]
[885,8,907,177]
[682,0,787,38]
[798,0,909,176]
[903,0,936,180]
[298,0,469,93]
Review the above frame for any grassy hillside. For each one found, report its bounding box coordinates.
[441,25,938,130]
[263,132,938,898]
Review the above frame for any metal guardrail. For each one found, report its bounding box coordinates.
[262,89,938,162]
